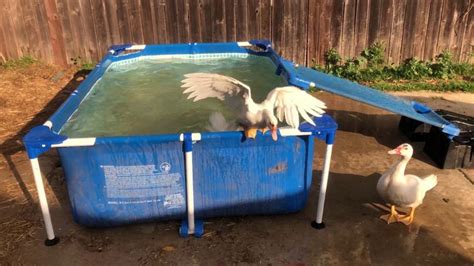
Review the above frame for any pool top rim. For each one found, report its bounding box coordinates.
[31,41,333,149]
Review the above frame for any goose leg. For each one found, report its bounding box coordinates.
[397,207,416,225]
[380,205,400,224]
[259,128,269,134]
[244,127,258,139]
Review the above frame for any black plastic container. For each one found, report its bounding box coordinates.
[398,116,431,141]
[399,110,473,169]
[423,110,473,169]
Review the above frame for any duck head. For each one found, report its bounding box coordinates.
[388,143,413,158]
[264,111,279,141]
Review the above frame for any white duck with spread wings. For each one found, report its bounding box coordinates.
[181,73,327,140]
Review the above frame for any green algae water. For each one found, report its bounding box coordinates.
[60,55,287,137]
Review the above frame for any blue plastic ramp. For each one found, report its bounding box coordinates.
[250,38,460,137]
[283,64,460,137]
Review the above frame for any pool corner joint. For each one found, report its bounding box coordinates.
[108,44,132,55]
[249,39,272,51]
[108,44,146,56]
[299,114,338,145]
[23,125,68,159]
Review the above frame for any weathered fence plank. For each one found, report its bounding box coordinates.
[387,0,406,64]
[341,0,357,59]
[0,0,472,65]
[103,0,122,45]
[140,0,156,43]
[461,0,473,62]
[452,0,472,60]
[423,0,444,60]
[307,0,322,64]
[354,0,370,59]
[89,0,111,60]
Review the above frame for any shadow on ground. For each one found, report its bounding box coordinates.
[317,91,473,167]
[307,170,473,264]
[0,70,90,207]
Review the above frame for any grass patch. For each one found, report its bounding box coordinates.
[0,56,37,69]
[368,80,473,92]
[79,62,96,71]
[313,43,473,92]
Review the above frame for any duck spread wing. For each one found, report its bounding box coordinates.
[181,73,253,111]
[265,86,326,128]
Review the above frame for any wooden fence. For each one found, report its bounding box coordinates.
[0,0,472,66]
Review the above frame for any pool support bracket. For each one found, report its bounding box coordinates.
[179,132,204,238]
[23,125,68,246]
[24,125,96,246]
[299,115,337,230]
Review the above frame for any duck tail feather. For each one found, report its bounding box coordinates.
[422,174,438,191]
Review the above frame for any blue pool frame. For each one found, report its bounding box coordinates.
[23,40,457,245]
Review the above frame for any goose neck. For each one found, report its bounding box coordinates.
[392,156,410,181]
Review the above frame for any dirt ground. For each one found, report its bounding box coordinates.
[0,63,473,265]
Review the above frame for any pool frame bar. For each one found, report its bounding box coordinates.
[24,40,338,245]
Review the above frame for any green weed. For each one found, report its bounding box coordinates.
[0,55,37,69]
[70,56,95,70]
[313,44,473,92]
[360,42,385,67]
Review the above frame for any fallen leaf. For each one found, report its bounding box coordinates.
[203,231,216,238]
[162,245,175,252]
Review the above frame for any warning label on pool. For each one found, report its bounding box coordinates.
[102,164,184,208]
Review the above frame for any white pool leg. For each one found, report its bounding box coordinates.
[30,158,59,245]
[314,144,333,229]
[184,151,195,234]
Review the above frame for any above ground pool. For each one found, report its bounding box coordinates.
[24,41,458,244]
[56,44,321,226]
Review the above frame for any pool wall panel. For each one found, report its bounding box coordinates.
[58,134,314,227]
[59,140,187,226]
[193,135,313,218]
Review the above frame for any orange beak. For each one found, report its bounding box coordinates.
[388,146,401,155]
[271,125,278,141]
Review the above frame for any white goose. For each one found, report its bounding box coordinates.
[181,73,327,140]
[377,143,438,225]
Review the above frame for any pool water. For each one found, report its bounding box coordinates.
[60,55,287,137]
